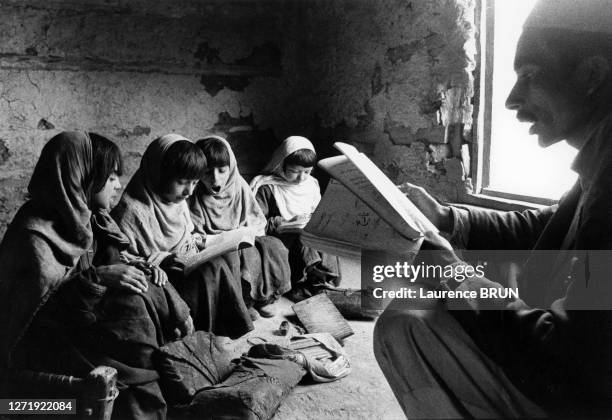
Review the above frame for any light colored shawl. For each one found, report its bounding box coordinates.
[250,136,321,220]
[112,134,198,265]
[0,131,94,368]
[189,135,267,236]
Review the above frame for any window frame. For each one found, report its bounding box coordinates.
[470,0,558,209]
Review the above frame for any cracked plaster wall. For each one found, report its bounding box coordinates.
[0,0,477,237]
[0,0,306,237]
[295,0,476,202]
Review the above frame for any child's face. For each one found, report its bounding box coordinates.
[92,171,122,210]
[282,164,313,184]
[159,178,198,203]
[201,166,230,194]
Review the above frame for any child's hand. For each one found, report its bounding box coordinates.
[97,264,149,293]
[150,265,168,286]
[288,214,311,224]
[128,260,169,287]
[119,253,131,264]
[193,233,206,250]
[128,260,153,275]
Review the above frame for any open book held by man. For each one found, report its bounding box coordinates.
[302,142,437,257]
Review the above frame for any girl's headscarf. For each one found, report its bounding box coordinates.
[23,131,94,262]
[250,136,321,220]
[112,134,198,265]
[189,135,267,236]
[0,131,94,368]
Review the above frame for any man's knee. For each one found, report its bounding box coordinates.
[376,296,443,331]
[374,306,435,356]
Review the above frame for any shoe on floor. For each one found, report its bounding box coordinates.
[256,304,277,318]
[248,307,260,321]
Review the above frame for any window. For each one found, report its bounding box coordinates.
[476,0,577,205]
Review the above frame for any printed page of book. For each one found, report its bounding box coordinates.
[301,230,362,259]
[183,227,255,275]
[303,180,422,255]
[333,142,438,236]
[318,155,429,240]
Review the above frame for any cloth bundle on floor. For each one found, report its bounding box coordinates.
[155,330,306,419]
[154,331,235,404]
[248,332,351,383]
[184,356,305,420]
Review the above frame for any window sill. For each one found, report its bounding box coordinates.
[457,191,550,212]
[480,188,557,206]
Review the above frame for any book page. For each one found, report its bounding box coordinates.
[301,231,362,259]
[303,180,422,256]
[183,227,255,275]
[318,153,433,240]
[334,142,438,236]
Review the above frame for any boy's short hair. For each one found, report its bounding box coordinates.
[283,148,317,169]
[196,137,231,168]
[160,140,207,180]
[89,132,124,193]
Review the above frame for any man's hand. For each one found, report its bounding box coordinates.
[97,264,149,293]
[399,183,452,232]
[160,254,187,273]
[422,230,453,251]
[421,230,462,266]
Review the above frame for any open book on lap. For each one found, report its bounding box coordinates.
[183,226,255,275]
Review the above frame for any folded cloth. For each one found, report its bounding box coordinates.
[247,332,351,383]
[302,352,351,383]
[184,357,305,420]
[154,331,235,404]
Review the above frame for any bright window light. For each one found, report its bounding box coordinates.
[487,0,577,201]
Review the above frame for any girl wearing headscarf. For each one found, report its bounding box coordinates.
[189,135,291,318]
[112,134,255,338]
[0,132,192,420]
[251,136,340,300]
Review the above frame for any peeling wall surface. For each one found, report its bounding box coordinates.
[0,0,476,238]
[295,0,476,200]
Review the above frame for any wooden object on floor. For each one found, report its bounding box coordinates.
[292,293,354,341]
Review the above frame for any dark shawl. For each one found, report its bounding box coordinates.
[0,131,93,370]
[15,206,193,420]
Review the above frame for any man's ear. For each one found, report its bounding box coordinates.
[574,55,610,95]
